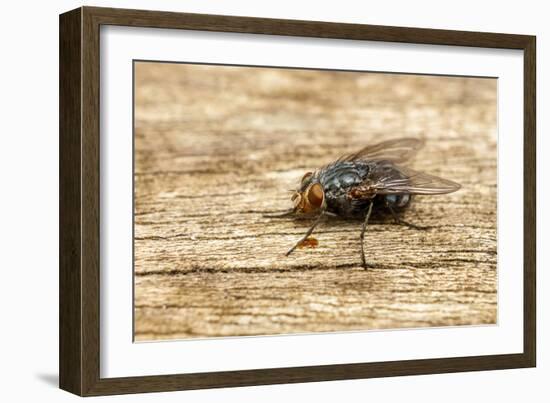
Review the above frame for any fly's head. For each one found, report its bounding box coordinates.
[291,171,325,214]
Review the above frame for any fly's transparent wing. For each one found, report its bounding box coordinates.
[341,138,425,164]
[347,160,460,200]
[368,161,461,195]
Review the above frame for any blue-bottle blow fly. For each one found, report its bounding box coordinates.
[265,138,461,268]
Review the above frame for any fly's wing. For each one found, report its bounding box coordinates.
[367,161,461,195]
[341,138,425,164]
[347,160,461,199]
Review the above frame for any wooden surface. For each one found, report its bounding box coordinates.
[133,62,497,341]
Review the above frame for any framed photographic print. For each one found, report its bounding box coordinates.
[59,6,536,396]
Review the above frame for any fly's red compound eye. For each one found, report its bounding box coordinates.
[306,183,324,208]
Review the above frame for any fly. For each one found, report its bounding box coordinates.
[265,138,461,268]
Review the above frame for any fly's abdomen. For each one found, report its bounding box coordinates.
[384,193,413,209]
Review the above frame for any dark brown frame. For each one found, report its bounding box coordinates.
[59,6,536,396]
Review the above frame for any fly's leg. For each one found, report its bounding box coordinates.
[386,204,428,230]
[286,210,326,256]
[360,201,374,269]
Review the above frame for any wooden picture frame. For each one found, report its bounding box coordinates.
[59,6,536,396]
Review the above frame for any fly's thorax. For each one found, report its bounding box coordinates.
[317,161,370,197]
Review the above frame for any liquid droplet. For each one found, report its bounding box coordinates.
[297,237,319,249]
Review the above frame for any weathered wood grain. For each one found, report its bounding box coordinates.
[133,62,497,341]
